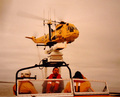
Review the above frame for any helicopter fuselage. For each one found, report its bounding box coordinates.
[26,22,79,46]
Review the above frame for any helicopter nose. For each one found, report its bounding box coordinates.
[73,31,79,38]
[73,33,79,38]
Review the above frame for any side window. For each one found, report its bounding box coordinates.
[73,79,109,95]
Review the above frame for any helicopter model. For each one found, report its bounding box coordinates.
[26,20,79,47]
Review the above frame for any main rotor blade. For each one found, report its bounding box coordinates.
[17,11,49,21]
[17,12,65,25]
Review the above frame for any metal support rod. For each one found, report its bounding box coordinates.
[15,60,72,96]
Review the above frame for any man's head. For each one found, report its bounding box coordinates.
[21,70,31,78]
[52,67,59,77]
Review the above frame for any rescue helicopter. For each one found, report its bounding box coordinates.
[25,19,79,47]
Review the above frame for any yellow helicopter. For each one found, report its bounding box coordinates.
[26,20,79,47]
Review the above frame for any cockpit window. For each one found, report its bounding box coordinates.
[74,27,78,30]
[68,26,74,32]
